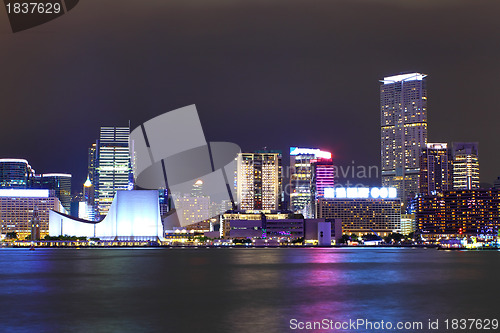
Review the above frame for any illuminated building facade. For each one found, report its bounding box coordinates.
[316,196,401,236]
[0,158,35,189]
[419,143,453,195]
[222,211,290,238]
[95,127,132,218]
[236,151,283,211]
[452,142,479,190]
[0,189,64,239]
[49,190,163,240]
[174,195,211,227]
[289,147,332,216]
[39,173,72,213]
[381,73,427,207]
[416,189,500,237]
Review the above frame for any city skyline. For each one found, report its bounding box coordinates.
[2,1,500,191]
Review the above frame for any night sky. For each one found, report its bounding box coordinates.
[1,0,500,192]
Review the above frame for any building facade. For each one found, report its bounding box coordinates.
[0,159,35,189]
[95,126,132,218]
[452,142,479,190]
[236,151,283,211]
[381,73,428,207]
[38,173,72,213]
[289,147,332,215]
[416,189,500,238]
[0,189,64,239]
[419,143,453,195]
[316,197,401,236]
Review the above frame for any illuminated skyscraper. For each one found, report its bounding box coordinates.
[381,73,428,207]
[419,143,453,195]
[95,126,132,218]
[0,158,35,189]
[39,173,72,212]
[236,151,283,211]
[452,142,479,190]
[289,147,332,215]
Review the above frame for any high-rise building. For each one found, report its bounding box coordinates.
[95,126,132,218]
[452,142,479,190]
[419,143,453,195]
[289,147,332,215]
[0,159,35,189]
[311,159,335,199]
[381,73,428,207]
[236,151,283,211]
[39,173,72,213]
[416,189,499,238]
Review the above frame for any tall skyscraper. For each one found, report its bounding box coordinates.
[452,142,479,190]
[95,126,132,217]
[39,173,72,213]
[236,151,283,211]
[0,158,35,189]
[381,73,428,207]
[419,143,453,195]
[289,147,332,215]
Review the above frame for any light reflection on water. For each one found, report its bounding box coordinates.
[0,248,499,333]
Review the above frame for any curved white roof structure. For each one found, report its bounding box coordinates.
[49,190,164,240]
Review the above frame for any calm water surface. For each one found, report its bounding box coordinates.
[0,247,499,333]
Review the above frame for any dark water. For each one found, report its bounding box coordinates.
[0,247,499,333]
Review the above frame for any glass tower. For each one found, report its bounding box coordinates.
[289,147,332,216]
[381,73,428,207]
[95,126,132,218]
[39,173,72,213]
[419,143,453,195]
[0,159,35,189]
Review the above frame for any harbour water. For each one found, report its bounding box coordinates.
[0,247,499,332]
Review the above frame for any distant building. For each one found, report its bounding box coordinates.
[236,151,283,211]
[419,143,453,195]
[222,211,291,238]
[493,177,500,190]
[401,214,416,235]
[289,147,332,216]
[0,158,35,189]
[174,195,211,227]
[95,126,132,218]
[381,73,428,207]
[38,173,72,213]
[317,191,401,237]
[452,142,479,190]
[0,189,65,239]
[416,189,500,238]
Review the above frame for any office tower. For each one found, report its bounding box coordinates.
[419,143,453,195]
[289,147,332,215]
[95,126,132,217]
[0,158,35,189]
[39,173,72,213]
[236,151,283,211]
[381,73,428,207]
[310,159,335,199]
[452,142,479,189]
